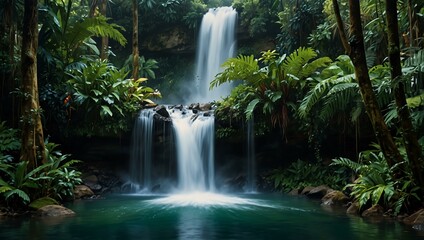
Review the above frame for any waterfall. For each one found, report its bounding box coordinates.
[246,117,256,192]
[129,109,155,192]
[193,6,237,102]
[171,109,215,192]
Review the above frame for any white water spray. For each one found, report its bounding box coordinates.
[171,109,215,192]
[193,6,237,102]
[246,117,256,192]
[129,109,155,191]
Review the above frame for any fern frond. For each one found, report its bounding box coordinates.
[283,47,317,77]
[331,157,363,173]
[211,55,262,89]
[5,189,30,203]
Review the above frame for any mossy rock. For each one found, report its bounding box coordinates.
[29,197,59,210]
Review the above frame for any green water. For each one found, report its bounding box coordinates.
[0,193,422,240]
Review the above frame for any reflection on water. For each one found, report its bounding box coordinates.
[0,194,422,240]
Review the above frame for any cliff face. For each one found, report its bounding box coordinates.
[141,25,276,56]
[142,27,195,54]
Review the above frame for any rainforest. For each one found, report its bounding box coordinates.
[0,0,423,239]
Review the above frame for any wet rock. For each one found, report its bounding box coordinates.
[203,112,211,117]
[189,103,200,110]
[29,197,59,210]
[404,209,424,231]
[175,104,184,111]
[321,190,349,206]
[84,174,98,183]
[85,181,102,192]
[35,205,75,217]
[307,185,332,198]
[362,205,384,218]
[199,103,212,111]
[154,105,170,118]
[346,202,360,215]
[288,188,300,196]
[74,185,94,199]
[300,186,315,195]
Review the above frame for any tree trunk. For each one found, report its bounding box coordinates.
[89,0,99,17]
[100,0,108,60]
[385,0,424,187]
[132,0,139,80]
[332,0,404,172]
[0,0,19,127]
[20,0,46,169]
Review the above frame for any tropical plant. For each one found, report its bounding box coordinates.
[0,161,49,208]
[0,121,20,163]
[39,141,82,200]
[66,59,160,136]
[123,55,159,80]
[0,140,82,209]
[269,159,349,192]
[331,145,421,215]
[211,47,332,136]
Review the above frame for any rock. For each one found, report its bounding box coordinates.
[154,105,170,118]
[83,174,98,183]
[404,209,424,231]
[35,205,75,217]
[143,27,193,53]
[199,103,212,111]
[321,190,349,206]
[307,185,332,198]
[85,181,102,192]
[29,197,59,210]
[300,186,315,195]
[346,202,360,215]
[203,112,211,117]
[288,188,300,196]
[362,205,384,218]
[74,185,95,199]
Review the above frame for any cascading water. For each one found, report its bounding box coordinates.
[246,117,256,192]
[193,6,237,102]
[129,109,155,192]
[171,109,215,192]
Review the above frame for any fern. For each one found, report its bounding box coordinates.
[210,55,262,89]
[331,157,363,173]
[5,189,30,204]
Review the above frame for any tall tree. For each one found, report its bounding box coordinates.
[0,0,20,127]
[132,0,139,80]
[385,0,424,187]
[20,0,46,169]
[100,0,108,59]
[89,0,109,59]
[332,0,404,173]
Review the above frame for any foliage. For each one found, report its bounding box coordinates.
[212,47,331,136]
[0,121,20,163]
[331,146,421,215]
[66,59,160,136]
[233,0,280,37]
[39,141,82,200]
[123,55,159,79]
[269,159,349,192]
[0,161,49,208]
[0,140,82,210]
[276,0,326,54]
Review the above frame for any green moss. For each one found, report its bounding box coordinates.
[29,197,59,210]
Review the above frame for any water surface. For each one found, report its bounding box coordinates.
[0,193,421,240]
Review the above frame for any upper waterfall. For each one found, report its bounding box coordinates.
[193,6,237,102]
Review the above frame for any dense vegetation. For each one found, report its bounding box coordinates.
[0,0,423,217]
